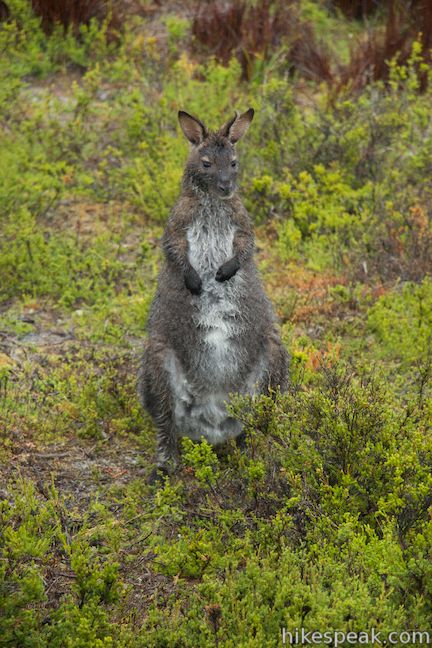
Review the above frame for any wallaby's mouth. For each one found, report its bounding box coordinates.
[214,187,235,200]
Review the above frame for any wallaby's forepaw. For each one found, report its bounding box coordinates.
[184,266,202,295]
[148,465,170,486]
[215,257,240,282]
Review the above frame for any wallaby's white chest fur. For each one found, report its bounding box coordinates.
[186,199,236,278]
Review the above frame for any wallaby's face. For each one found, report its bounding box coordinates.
[187,137,238,199]
[178,109,254,199]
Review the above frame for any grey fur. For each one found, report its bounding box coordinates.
[138,109,289,476]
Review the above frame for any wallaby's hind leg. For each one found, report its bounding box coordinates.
[138,339,179,480]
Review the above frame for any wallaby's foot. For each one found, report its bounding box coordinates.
[216,256,240,282]
[235,431,247,451]
[148,465,170,486]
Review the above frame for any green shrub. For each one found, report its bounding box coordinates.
[368,278,432,365]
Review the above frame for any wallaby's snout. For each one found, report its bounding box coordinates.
[217,170,234,198]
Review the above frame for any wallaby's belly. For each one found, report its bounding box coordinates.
[165,348,242,443]
[164,347,265,445]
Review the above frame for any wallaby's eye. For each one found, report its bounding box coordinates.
[231,160,237,167]
[202,160,211,168]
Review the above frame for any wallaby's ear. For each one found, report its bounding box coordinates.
[222,108,254,144]
[178,111,207,145]
[218,111,238,138]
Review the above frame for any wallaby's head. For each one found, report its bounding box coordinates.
[178,108,254,199]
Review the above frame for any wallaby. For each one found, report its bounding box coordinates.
[138,108,289,481]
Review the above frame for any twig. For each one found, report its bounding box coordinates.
[34,452,70,459]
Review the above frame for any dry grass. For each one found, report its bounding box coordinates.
[29,0,160,35]
[338,0,432,92]
[192,0,332,81]
[192,0,432,90]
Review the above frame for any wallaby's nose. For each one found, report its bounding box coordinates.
[218,183,231,195]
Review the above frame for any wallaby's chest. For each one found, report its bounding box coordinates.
[186,205,236,277]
